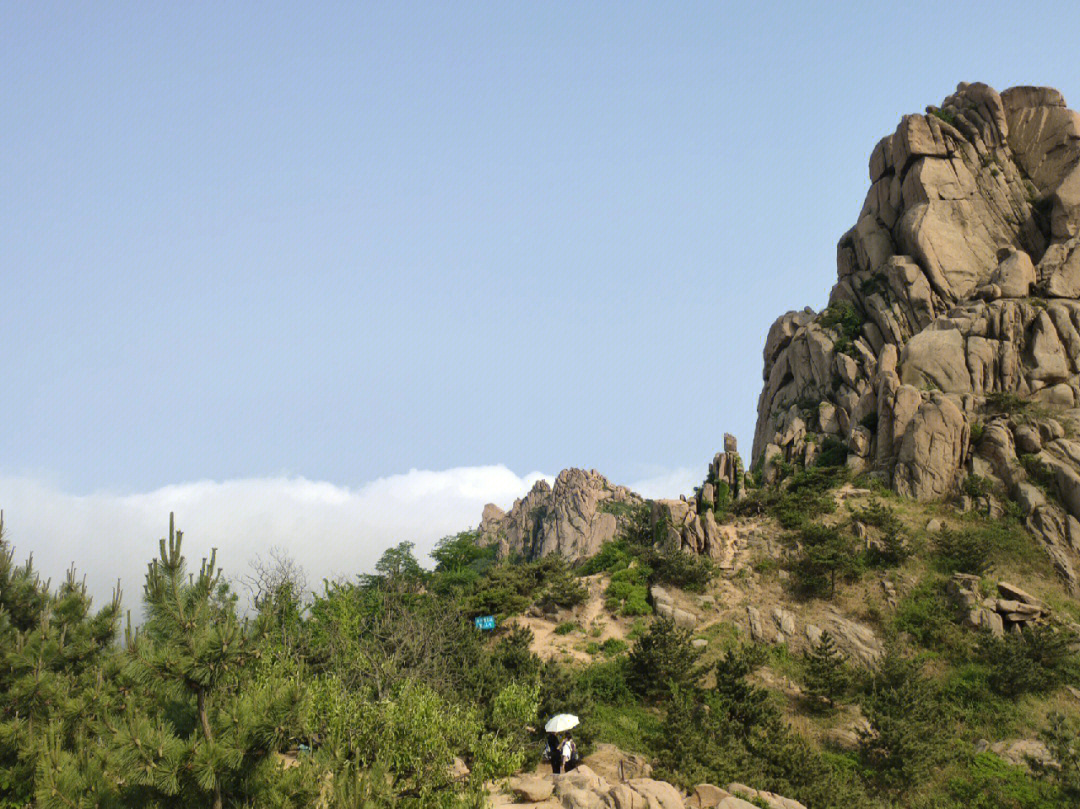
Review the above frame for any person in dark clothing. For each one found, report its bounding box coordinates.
[547,732,563,774]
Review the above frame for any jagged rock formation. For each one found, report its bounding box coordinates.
[751,82,1080,591]
[649,433,745,568]
[478,469,643,561]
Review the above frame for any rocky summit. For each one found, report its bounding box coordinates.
[479,468,643,561]
[750,82,1080,592]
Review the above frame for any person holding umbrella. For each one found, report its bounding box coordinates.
[544,714,578,775]
[545,730,562,774]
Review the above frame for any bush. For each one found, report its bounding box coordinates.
[946,752,1063,809]
[894,580,967,651]
[605,564,652,616]
[711,643,775,733]
[987,392,1031,415]
[644,547,714,593]
[554,621,578,636]
[962,474,993,499]
[851,499,911,567]
[969,421,986,446]
[816,436,848,468]
[934,521,1032,576]
[737,465,844,529]
[1021,454,1059,499]
[534,556,588,611]
[1035,712,1080,800]
[934,528,995,576]
[578,538,633,576]
[978,624,1077,697]
[600,638,628,656]
[819,300,864,343]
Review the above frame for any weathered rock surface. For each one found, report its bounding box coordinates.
[487,759,808,809]
[751,82,1080,589]
[478,469,643,561]
[652,435,746,566]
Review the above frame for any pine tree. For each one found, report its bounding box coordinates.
[112,514,311,808]
[804,631,848,710]
[0,514,124,807]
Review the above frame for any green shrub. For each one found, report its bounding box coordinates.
[819,300,864,343]
[929,106,957,125]
[987,392,1031,415]
[962,474,993,499]
[816,436,848,468]
[738,465,844,529]
[851,499,911,567]
[714,481,731,516]
[1035,712,1080,800]
[934,520,1032,576]
[534,555,588,611]
[554,621,579,636]
[946,751,1063,809]
[605,563,653,616]
[1021,453,1059,498]
[597,499,640,519]
[894,579,966,651]
[644,547,714,593]
[600,638,628,656]
[934,528,995,576]
[969,420,985,446]
[978,624,1077,697]
[578,538,633,576]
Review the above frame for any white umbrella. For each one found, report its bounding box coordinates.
[545,714,579,733]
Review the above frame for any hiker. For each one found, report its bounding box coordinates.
[547,731,563,774]
[560,732,578,772]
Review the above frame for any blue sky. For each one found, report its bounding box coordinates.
[4,1,1080,600]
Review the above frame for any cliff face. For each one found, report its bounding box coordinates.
[754,83,1080,479]
[477,468,643,562]
[751,82,1080,591]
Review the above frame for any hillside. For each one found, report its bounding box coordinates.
[6,82,1080,808]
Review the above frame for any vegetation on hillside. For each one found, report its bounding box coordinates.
[3,469,1080,809]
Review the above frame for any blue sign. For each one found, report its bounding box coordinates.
[474,615,496,631]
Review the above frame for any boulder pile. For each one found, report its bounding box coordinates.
[948,575,1051,636]
[489,763,808,809]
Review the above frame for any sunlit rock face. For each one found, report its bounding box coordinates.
[478,468,643,561]
[750,83,1080,592]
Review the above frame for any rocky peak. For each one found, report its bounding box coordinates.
[478,468,643,562]
[752,81,1080,592]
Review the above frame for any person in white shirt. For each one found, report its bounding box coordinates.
[560,733,578,772]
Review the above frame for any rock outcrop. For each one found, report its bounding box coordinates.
[751,82,1080,589]
[478,469,644,562]
[650,434,746,567]
[488,762,808,809]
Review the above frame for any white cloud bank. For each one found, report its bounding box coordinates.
[0,465,696,614]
